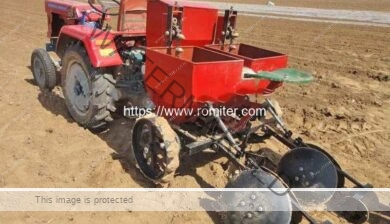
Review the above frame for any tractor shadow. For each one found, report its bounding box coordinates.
[251,147,284,172]
[32,88,228,191]
[175,151,227,224]
[34,88,75,123]
[25,78,37,86]
[31,89,156,187]
[26,66,149,185]
[176,151,224,188]
[368,211,390,224]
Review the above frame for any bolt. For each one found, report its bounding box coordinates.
[257,206,264,212]
[299,167,304,172]
[309,172,314,178]
[240,201,246,206]
[211,144,219,150]
[295,176,299,181]
[305,181,310,186]
[246,212,253,219]
[250,194,256,200]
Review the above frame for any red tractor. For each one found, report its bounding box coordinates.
[31,0,373,223]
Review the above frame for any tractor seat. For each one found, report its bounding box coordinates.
[117,0,147,36]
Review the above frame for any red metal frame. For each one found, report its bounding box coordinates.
[49,0,149,67]
[45,0,105,38]
[117,0,147,34]
[46,0,290,121]
[58,25,123,67]
[145,46,244,108]
[143,1,289,114]
[205,44,287,95]
[146,0,218,47]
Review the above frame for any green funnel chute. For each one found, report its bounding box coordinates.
[245,68,314,84]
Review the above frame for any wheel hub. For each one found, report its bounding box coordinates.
[74,80,85,96]
[65,62,91,115]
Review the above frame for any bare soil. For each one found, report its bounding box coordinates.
[193,0,390,12]
[0,0,389,223]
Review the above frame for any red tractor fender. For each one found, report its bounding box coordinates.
[56,25,123,68]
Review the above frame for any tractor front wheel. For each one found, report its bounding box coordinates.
[31,49,56,91]
[62,44,116,131]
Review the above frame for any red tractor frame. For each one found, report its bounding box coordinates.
[31,1,373,223]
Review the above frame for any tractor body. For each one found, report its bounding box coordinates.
[30,1,373,223]
[45,0,103,38]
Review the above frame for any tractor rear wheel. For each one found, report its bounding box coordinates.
[31,49,56,91]
[61,44,116,131]
[130,113,181,186]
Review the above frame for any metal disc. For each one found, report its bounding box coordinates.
[306,143,345,188]
[222,169,292,224]
[278,147,338,204]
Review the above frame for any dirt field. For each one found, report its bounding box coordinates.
[0,0,389,223]
[194,0,390,12]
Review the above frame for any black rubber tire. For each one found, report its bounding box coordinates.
[31,48,57,91]
[61,43,116,131]
[129,113,181,186]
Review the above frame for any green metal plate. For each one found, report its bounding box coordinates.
[245,68,314,84]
